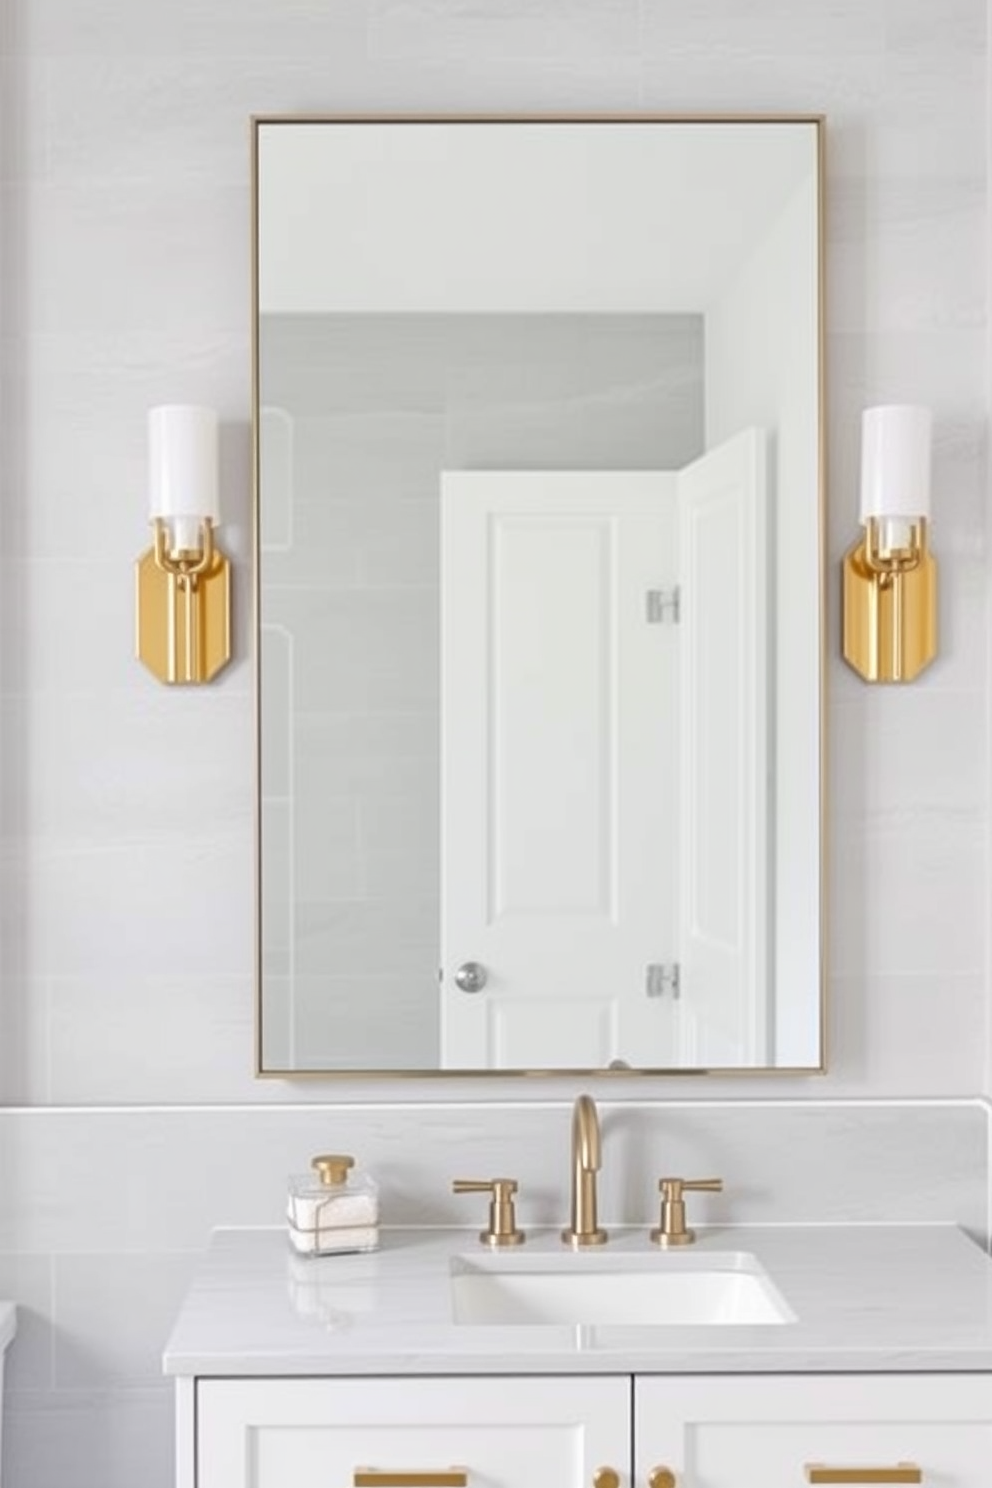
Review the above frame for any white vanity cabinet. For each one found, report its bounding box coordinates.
[194,1376,630,1488]
[639,1375,992,1486]
[190,1372,992,1488]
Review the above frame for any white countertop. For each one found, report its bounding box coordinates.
[163,1223,992,1377]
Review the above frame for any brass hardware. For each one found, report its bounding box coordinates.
[312,1153,354,1186]
[354,1473,468,1487]
[650,1176,723,1247]
[593,1469,621,1488]
[136,517,232,684]
[648,1471,676,1488]
[842,516,936,683]
[452,1177,526,1246]
[805,1468,922,1485]
[562,1094,608,1247]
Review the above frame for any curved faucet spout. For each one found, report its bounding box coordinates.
[573,1093,601,1173]
[562,1094,608,1248]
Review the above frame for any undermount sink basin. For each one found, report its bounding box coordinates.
[450,1250,795,1327]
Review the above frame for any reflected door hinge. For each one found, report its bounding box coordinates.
[646,962,680,999]
[646,587,680,624]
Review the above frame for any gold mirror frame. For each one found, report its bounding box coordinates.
[251,113,827,1080]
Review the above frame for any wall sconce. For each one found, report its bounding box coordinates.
[842,404,936,683]
[135,405,232,685]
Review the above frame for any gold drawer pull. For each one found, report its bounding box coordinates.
[354,1474,468,1487]
[648,1470,676,1488]
[805,1468,922,1484]
[593,1470,621,1488]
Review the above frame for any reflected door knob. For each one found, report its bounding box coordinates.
[454,962,488,994]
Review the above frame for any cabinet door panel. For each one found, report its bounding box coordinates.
[198,1375,630,1488]
[637,1376,992,1487]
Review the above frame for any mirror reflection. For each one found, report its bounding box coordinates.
[254,117,823,1074]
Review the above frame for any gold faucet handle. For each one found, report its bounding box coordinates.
[650,1176,723,1248]
[452,1177,526,1247]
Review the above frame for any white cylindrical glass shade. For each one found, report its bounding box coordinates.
[859,404,932,522]
[148,405,220,525]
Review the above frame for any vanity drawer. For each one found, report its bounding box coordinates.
[638,1375,992,1486]
[196,1375,630,1488]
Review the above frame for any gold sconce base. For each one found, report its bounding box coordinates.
[135,521,232,684]
[842,527,937,684]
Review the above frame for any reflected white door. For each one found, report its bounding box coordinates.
[677,427,769,1065]
[440,436,768,1071]
[440,471,680,1069]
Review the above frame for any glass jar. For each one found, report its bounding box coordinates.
[287,1153,379,1257]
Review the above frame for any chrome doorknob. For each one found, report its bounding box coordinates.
[454,962,487,994]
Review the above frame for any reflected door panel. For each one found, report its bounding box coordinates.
[678,429,769,1066]
[440,471,679,1069]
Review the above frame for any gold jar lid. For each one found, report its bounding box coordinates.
[311,1154,355,1186]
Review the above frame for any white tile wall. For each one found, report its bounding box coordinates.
[0,2,988,1487]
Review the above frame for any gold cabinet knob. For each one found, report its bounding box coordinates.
[593,1470,620,1488]
[649,1470,676,1488]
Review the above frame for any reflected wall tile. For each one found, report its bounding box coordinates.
[295,711,438,797]
[293,974,440,1069]
[262,317,449,417]
[294,795,362,902]
[265,588,438,714]
[260,801,291,977]
[259,628,292,797]
[291,411,445,506]
[294,898,438,980]
[261,976,292,1071]
[446,378,703,472]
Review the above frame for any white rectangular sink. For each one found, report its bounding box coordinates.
[450,1250,795,1327]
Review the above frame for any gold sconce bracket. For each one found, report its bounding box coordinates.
[135,518,232,685]
[842,517,937,684]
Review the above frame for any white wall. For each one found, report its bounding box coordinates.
[0,2,987,1486]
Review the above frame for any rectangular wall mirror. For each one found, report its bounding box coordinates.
[253,115,824,1076]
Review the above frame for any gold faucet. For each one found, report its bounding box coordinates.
[561,1093,608,1247]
